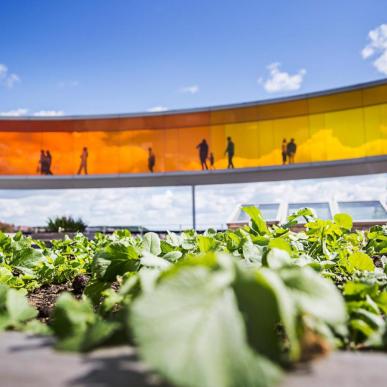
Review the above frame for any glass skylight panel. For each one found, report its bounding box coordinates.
[338,201,387,220]
[238,203,279,222]
[287,202,331,220]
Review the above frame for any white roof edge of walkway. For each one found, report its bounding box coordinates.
[0,155,385,190]
[0,78,386,121]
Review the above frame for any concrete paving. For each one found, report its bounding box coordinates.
[0,332,386,387]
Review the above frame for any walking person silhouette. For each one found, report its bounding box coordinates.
[46,150,53,175]
[224,136,235,168]
[287,138,297,164]
[281,139,287,165]
[148,147,156,173]
[77,147,88,175]
[209,152,215,170]
[196,139,209,170]
[37,150,46,175]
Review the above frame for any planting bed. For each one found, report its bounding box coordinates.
[0,207,386,387]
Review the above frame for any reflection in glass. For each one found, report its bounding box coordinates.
[238,203,280,222]
[338,201,387,220]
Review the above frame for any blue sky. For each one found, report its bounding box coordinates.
[0,1,386,227]
[0,0,386,115]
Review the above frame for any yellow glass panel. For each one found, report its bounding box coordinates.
[309,90,362,114]
[257,120,275,166]
[363,84,387,106]
[257,99,308,120]
[224,122,259,168]
[324,108,365,160]
[309,114,327,162]
[364,106,382,157]
[381,104,387,154]
[272,116,310,164]
[117,130,161,173]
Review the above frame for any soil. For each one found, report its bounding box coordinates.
[27,275,90,323]
[28,283,73,323]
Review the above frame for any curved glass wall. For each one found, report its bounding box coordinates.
[0,81,386,175]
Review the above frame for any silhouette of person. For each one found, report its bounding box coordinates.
[37,150,45,175]
[281,139,287,165]
[196,139,209,170]
[209,152,215,169]
[77,147,88,175]
[148,147,156,173]
[46,150,53,175]
[287,138,297,164]
[224,136,235,168]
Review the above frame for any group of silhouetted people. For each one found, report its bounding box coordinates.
[37,147,89,175]
[37,150,53,175]
[196,136,235,170]
[37,136,297,176]
[281,138,297,164]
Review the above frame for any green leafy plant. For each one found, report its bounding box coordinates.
[0,209,385,387]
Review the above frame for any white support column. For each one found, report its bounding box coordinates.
[192,185,196,230]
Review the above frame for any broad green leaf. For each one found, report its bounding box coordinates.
[131,265,281,387]
[334,213,353,230]
[266,248,291,270]
[162,251,183,262]
[242,206,268,235]
[6,288,37,323]
[52,293,120,352]
[93,242,140,281]
[242,240,262,264]
[268,238,292,254]
[52,293,95,339]
[140,252,171,269]
[197,235,217,253]
[348,252,374,272]
[280,266,347,326]
[143,232,161,256]
[233,265,298,362]
[0,267,13,284]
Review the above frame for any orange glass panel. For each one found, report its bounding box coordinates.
[209,124,226,169]
[179,126,211,170]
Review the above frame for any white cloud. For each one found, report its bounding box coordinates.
[33,110,64,117]
[0,108,29,117]
[0,63,21,88]
[180,84,199,94]
[259,63,306,93]
[361,24,387,74]
[147,106,169,112]
[0,175,384,230]
[0,108,64,117]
